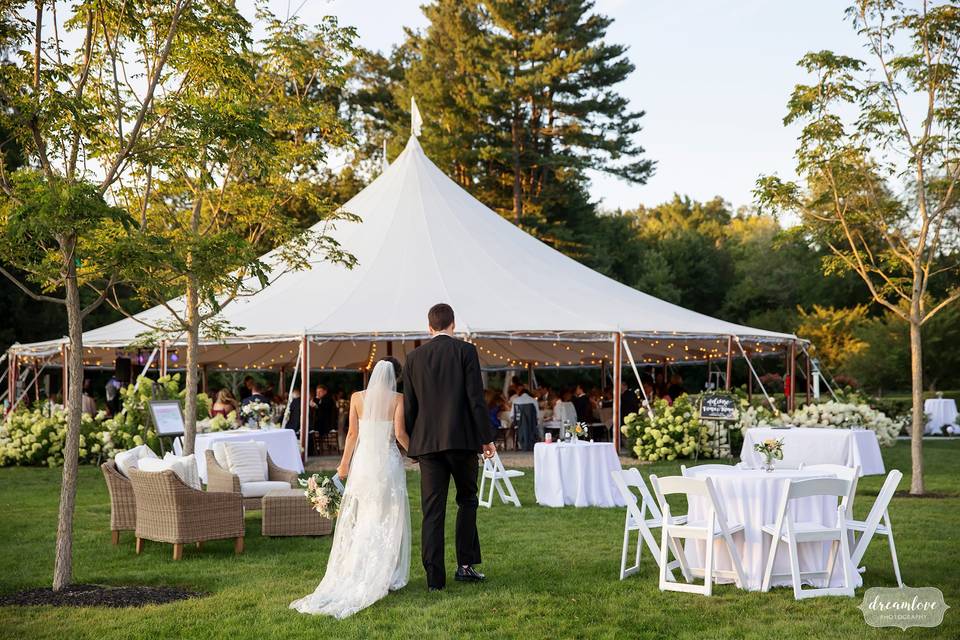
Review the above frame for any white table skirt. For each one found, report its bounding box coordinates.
[741,427,885,475]
[924,399,958,434]
[534,442,624,508]
[684,467,861,591]
[174,428,304,484]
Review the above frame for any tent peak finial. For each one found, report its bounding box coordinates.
[411,96,423,138]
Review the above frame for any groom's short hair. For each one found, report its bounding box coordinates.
[428,303,455,331]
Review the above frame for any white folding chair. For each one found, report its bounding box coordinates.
[680,464,736,477]
[848,469,903,587]
[803,464,861,512]
[760,477,855,599]
[478,450,524,508]
[649,474,747,596]
[610,469,684,581]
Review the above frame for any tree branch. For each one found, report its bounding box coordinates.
[0,265,65,305]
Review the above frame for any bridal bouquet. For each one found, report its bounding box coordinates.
[300,473,342,519]
[240,401,273,429]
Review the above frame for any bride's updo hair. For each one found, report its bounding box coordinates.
[379,356,402,380]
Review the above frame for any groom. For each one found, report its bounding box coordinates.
[403,303,496,591]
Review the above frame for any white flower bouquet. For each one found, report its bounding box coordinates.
[300,473,342,519]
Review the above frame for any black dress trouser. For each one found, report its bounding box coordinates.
[418,450,481,588]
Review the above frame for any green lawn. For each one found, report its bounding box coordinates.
[1,442,957,640]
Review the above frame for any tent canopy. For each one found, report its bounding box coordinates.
[10,136,801,371]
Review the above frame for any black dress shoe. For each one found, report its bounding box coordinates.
[455,566,486,582]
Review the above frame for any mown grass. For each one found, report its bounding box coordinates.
[0,441,957,639]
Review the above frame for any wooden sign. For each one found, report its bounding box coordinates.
[698,393,737,422]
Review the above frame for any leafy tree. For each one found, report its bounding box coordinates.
[0,0,193,589]
[110,10,358,455]
[756,1,960,493]
[795,304,870,373]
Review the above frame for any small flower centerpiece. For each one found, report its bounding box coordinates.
[753,438,784,472]
[240,401,273,429]
[567,421,589,443]
[300,473,343,520]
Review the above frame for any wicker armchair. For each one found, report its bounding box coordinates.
[101,460,136,545]
[127,468,245,560]
[205,449,300,510]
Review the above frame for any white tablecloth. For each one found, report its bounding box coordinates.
[924,398,958,434]
[534,442,624,507]
[174,428,304,483]
[741,427,885,475]
[684,466,861,591]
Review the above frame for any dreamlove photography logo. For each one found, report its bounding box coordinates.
[859,586,950,630]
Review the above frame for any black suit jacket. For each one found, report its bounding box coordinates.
[620,389,640,424]
[403,334,492,457]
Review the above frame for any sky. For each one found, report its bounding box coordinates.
[250,1,869,213]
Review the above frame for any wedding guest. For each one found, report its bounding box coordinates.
[81,379,97,417]
[241,381,269,406]
[484,389,503,432]
[335,389,350,450]
[553,389,578,425]
[510,385,541,423]
[588,388,603,422]
[313,383,338,437]
[211,389,239,418]
[667,373,685,401]
[239,375,254,401]
[654,372,668,398]
[284,388,302,431]
[572,384,593,423]
[619,381,640,425]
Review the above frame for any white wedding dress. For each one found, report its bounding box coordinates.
[290,361,411,619]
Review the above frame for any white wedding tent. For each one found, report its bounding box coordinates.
[6,133,808,447]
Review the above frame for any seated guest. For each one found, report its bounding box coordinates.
[572,384,593,423]
[210,389,239,417]
[589,388,603,422]
[81,379,97,417]
[654,372,668,399]
[283,388,302,431]
[619,381,640,425]
[484,389,506,441]
[511,386,540,450]
[510,384,541,421]
[553,389,578,425]
[667,373,685,401]
[241,381,269,406]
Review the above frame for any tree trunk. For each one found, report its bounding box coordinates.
[908,317,924,495]
[52,239,84,591]
[182,274,199,455]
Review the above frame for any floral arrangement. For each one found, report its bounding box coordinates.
[566,422,589,440]
[240,401,274,429]
[620,394,719,462]
[753,437,784,460]
[736,399,903,447]
[0,374,210,467]
[300,473,342,520]
[197,412,237,433]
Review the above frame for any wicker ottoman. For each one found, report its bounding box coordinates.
[261,489,333,537]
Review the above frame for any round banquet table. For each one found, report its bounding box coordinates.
[682,466,861,591]
[174,428,304,484]
[924,398,958,435]
[533,441,625,508]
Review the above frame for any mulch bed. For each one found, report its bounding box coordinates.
[0,584,203,608]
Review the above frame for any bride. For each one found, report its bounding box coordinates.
[290,357,411,618]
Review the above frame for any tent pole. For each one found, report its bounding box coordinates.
[805,349,812,405]
[201,365,208,395]
[33,362,40,402]
[278,366,286,396]
[725,336,733,391]
[788,342,797,412]
[300,335,310,463]
[7,352,17,413]
[159,340,168,377]
[612,333,622,452]
[386,341,393,357]
[60,344,68,404]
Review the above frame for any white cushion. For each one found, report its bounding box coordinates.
[162,453,201,490]
[139,455,202,490]
[239,480,292,498]
[224,441,268,484]
[212,441,229,470]
[114,445,158,478]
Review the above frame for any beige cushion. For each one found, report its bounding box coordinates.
[114,445,158,478]
[240,480,292,498]
[212,441,229,469]
[139,455,202,490]
[224,441,268,484]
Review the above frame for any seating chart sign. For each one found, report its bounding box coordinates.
[148,400,185,436]
[698,393,737,421]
